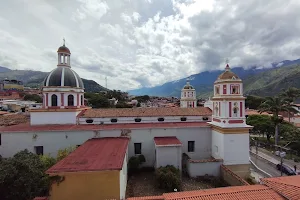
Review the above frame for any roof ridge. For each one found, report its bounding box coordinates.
[263,179,300,189]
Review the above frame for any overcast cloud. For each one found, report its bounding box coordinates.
[0,0,300,90]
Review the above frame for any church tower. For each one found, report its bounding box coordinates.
[29,39,89,125]
[180,77,197,108]
[208,62,252,178]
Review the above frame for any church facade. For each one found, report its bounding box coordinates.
[0,42,252,180]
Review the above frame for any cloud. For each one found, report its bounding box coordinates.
[0,0,300,90]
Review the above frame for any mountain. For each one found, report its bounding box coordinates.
[0,67,109,92]
[128,59,300,98]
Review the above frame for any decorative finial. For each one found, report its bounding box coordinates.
[63,38,65,46]
[225,58,230,71]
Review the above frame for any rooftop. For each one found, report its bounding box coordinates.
[154,137,182,146]
[245,109,271,116]
[261,175,300,200]
[0,114,30,126]
[80,107,212,118]
[0,122,210,133]
[128,185,284,200]
[46,137,129,173]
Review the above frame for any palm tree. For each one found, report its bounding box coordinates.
[280,87,300,122]
[258,96,298,145]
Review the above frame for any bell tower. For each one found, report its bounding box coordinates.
[208,61,252,178]
[180,77,197,108]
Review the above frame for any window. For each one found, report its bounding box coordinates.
[215,86,220,95]
[111,118,118,123]
[51,94,57,106]
[233,107,238,117]
[180,117,187,121]
[76,145,81,148]
[68,95,74,106]
[135,118,142,122]
[134,143,142,154]
[86,119,94,124]
[158,117,165,122]
[215,104,219,116]
[188,141,195,152]
[231,85,239,94]
[81,95,84,105]
[202,117,208,121]
[34,146,43,155]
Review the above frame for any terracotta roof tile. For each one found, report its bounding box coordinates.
[261,175,300,200]
[46,137,129,173]
[163,185,284,200]
[154,137,182,146]
[127,196,164,200]
[81,107,212,118]
[0,114,30,126]
[0,122,209,132]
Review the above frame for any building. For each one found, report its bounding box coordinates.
[180,78,197,108]
[46,137,129,200]
[0,79,24,92]
[0,42,252,199]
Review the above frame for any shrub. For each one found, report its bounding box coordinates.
[138,154,146,163]
[128,156,141,173]
[155,165,181,192]
[56,146,76,161]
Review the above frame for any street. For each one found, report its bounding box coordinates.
[250,154,285,177]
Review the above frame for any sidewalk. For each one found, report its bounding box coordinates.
[250,147,300,172]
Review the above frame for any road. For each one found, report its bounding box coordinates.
[250,154,284,177]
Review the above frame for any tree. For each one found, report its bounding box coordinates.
[0,150,52,200]
[57,146,76,161]
[280,87,300,122]
[116,101,133,108]
[23,94,42,103]
[258,96,297,145]
[246,115,274,141]
[85,93,110,108]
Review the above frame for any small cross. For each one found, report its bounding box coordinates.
[225,58,229,64]
[63,38,65,46]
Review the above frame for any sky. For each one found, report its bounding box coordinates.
[1,0,300,91]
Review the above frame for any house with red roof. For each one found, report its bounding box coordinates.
[1,42,252,187]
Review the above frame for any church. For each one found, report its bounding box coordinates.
[0,42,252,200]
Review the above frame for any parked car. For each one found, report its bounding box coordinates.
[276,164,297,176]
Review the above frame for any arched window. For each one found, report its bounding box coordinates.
[68,95,74,106]
[51,94,58,107]
[81,95,84,106]
[215,105,219,116]
[233,103,238,117]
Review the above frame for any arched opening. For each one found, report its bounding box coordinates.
[68,95,74,106]
[233,107,238,117]
[215,105,219,116]
[51,94,58,107]
[81,95,84,106]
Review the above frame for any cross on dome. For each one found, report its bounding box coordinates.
[63,38,66,46]
[225,58,230,71]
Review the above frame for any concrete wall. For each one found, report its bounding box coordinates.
[187,161,222,177]
[220,165,249,186]
[155,146,182,170]
[49,170,120,200]
[30,111,81,125]
[211,130,249,165]
[0,127,212,165]
[119,149,128,200]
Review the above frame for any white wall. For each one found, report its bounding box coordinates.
[211,130,249,165]
[79,115,211,124]
[0,127,212,164]
[30,111,81,125]
[187,161,222,177]
[155,146,181,170]
[119,148,128,200]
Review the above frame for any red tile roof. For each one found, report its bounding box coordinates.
[81,107,212,118]
[261,175,300,200]
[245,109,271,116]
[0,114,30,126]
[154,137,182,146]
[46,137,129,173]
[162,185,284,200]
[0,122,209,132]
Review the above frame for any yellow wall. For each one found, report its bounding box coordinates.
[49,170,120,200]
